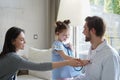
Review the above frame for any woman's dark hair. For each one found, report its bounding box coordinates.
[0,27,24,57]
[85,16,106,37]
[55,19,71,33]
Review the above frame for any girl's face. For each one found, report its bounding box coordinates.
[12,32,26,51]
[57,29,70,42]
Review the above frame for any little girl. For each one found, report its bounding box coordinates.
[52,20,89,80]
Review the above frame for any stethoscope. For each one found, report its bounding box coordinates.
[63,44,83,71]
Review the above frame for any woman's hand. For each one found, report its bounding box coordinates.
[81,60,90,66]
[67,59,82,67]
[75,59,90,66]
[52,59,82,69]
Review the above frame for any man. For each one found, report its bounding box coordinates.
[74,16,120,80]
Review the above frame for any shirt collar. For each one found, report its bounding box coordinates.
[96,39,107,51]
[90,39,107,52]
[88,39,107,59]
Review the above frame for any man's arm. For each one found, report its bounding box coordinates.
[101,55,119,80]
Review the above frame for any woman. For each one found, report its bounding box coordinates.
[0,27,82,80]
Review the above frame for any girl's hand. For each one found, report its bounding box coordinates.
[66,42,74,51]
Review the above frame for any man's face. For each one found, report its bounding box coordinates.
[82,22,91,42]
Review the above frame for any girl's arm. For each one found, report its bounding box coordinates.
[56,50,73,60]
[56,51,90,66]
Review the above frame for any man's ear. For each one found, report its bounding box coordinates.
[91,28,96,34]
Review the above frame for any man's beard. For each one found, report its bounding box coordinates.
[85,34,91,42]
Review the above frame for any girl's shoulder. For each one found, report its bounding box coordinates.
[53,40,63,46]
[52,41,64,50]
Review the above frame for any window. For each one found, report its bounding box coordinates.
[57,0,120,57]
[90,1,120,52]
[70,26,90,58]
[71,0,120,57]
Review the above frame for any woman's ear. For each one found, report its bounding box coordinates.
[12,40,15,46]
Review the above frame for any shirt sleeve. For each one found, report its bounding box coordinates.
[53,41,64,51]
[101,54,119,80]
[17,56,52,71]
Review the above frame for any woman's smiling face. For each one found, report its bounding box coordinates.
[12,32,26,51]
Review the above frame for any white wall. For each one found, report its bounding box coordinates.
[57,0,90,26]
[0,0,50,49]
